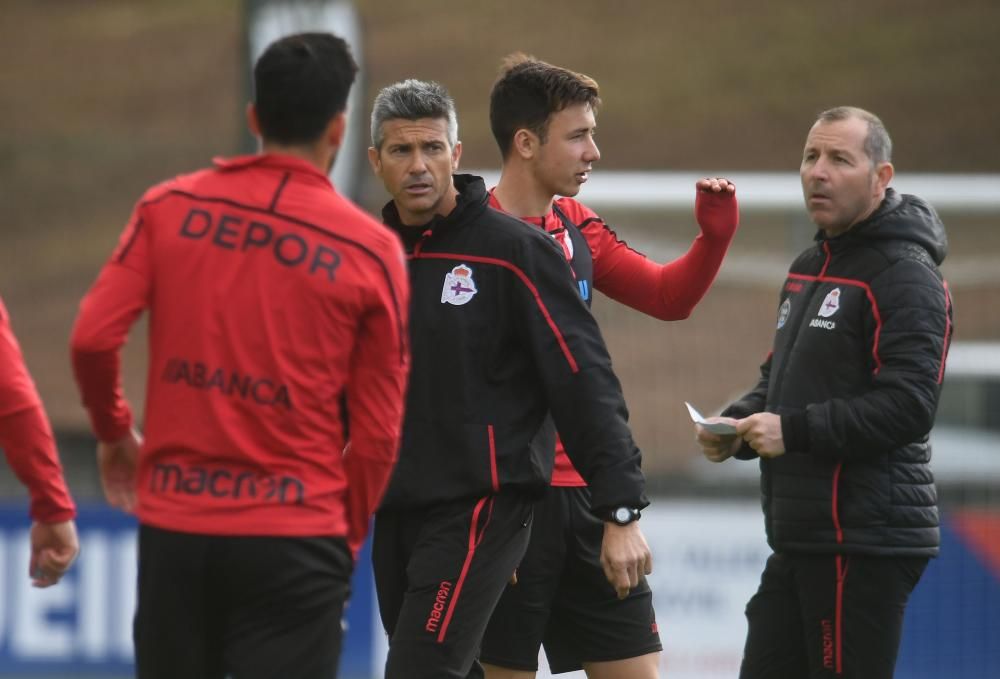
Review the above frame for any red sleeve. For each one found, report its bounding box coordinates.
[342,235,411,558]
[0,297,76,522]
[70,204,151,442]
[585,190,739,320]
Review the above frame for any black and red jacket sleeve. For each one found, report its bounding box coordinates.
[510,232,647,515]
[342,235,410,557]
[584,190,739,319]
[0,296,76,522]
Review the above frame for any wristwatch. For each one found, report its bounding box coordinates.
[608,506,641,526]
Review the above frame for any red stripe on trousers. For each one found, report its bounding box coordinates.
[835,555,849,674]
[436,496,494,643]
[488,425,499,492]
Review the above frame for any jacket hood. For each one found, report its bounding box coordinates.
[828,188,949,265]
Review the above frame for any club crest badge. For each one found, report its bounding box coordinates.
[441,264,478,306]
[776,298,791,329]
[818,288,841,318]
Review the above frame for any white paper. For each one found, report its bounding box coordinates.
[685,402,738,435]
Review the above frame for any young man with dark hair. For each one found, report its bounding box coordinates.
[481,54,740,679]
[696,106,952,679]
[368,78,652,679]
[71,33,409,679]
[0,294,78,588]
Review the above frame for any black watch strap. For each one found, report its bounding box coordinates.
[608,506,641,526]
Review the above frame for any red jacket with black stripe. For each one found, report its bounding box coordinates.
[489,190,739,486]
[70,154,410,556]
[378,174,646,515]
[723,189,952,557]
[0,295,76,523]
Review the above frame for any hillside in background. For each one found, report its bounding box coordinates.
[0,1,997,487]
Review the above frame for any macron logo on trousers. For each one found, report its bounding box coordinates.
[821,618,834,669]
[424,581,454,634]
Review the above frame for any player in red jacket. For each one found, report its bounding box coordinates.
[0,294,78,588]
[480,55,739,679]
[70,33,409,679]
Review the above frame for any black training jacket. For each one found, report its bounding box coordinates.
[725,189,953,557]
[378,174,646,515]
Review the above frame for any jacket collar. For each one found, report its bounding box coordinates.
[381,174,489,242]
[212,153,333,188]
[816,188,948,264]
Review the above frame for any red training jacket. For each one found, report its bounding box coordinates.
[490,190,739,485]
[0,295,76,522]
[71,154,410,556]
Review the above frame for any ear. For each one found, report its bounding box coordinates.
[512,128,538,160]
[325,112,348,149]
[246,102,261,138]
[367,146,382,178]
[451,140,463,171]
[874,161,894,194]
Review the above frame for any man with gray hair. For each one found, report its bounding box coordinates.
[695,106,953,678]
[368,79,652,679]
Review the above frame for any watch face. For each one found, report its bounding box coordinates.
[614,507,631,524]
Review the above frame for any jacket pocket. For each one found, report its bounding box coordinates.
[486,423,499,492]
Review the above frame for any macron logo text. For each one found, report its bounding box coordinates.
[424,581,454,634]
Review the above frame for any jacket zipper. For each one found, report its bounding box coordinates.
[412,229,433,257]
[770,242,831,409]
[766,242,832,532]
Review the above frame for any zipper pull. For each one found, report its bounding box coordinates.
[413,229,432,256]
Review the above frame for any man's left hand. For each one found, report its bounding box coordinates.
[98,428,142,513]
[736,413,785,458]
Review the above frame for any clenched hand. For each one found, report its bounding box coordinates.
[600,522,653,599]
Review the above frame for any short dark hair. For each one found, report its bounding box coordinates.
[489,53,601,159]
[253,32,358,146]
[370,79,458,150]
[816,106,893,165]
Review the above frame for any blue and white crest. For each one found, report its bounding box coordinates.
[777,298,791,329]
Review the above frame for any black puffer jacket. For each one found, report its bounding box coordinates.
[379,175,646,515]
[725,189,953,557]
